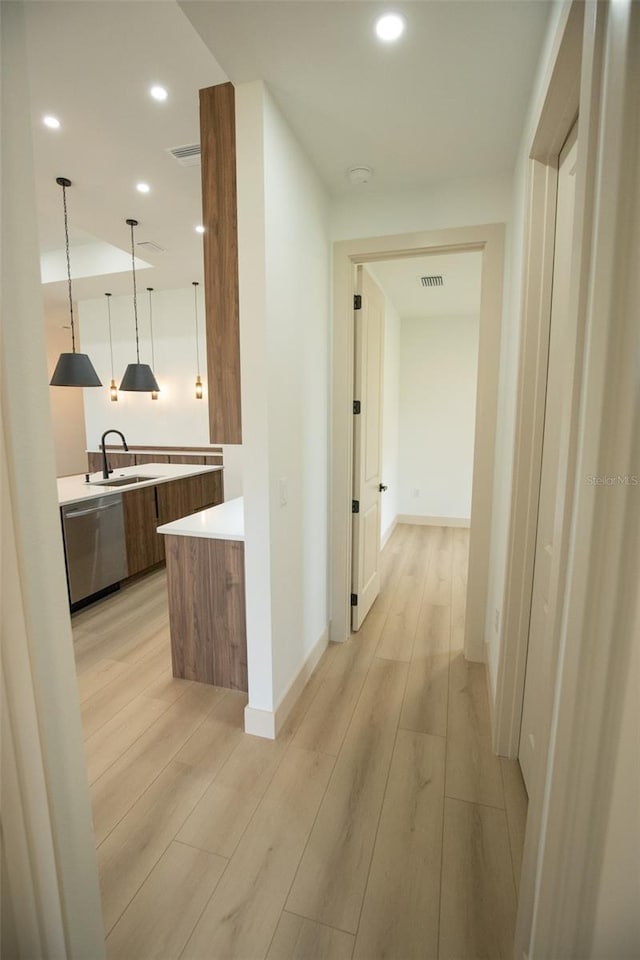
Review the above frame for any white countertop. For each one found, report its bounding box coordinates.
[157,497,244,542]
[57,462,223,507]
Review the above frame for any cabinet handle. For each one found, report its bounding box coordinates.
[65,503,120,519]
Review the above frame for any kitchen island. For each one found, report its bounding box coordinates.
[58,463,224,606]
[158,497,247,692]
[57,461,223,506]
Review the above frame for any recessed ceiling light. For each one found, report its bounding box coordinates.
[150,85,168,102]
[136,182,151,194]
[43,115,61,129]
[195,225,205,234]
[375,13,405,42]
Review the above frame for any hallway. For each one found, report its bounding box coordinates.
[74,523,527,959]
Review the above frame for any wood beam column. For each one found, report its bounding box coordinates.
[199,81,242,444]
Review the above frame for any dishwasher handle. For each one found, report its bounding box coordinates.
[64,502,121,519]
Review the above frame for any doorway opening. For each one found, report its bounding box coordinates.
[331,222,505,666]
[350,251,482,635]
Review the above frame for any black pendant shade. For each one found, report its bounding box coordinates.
[119,362,160,392]
[49,177,102,388]
[120,217,160,393]
[50,351,103,387]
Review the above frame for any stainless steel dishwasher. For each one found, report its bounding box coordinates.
[61,494,129,607]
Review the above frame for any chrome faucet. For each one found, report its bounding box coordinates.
[101,429,129,479]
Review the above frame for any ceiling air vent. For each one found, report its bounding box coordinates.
[136,240,166,255]
[420,275,444,287]
[167,143,201,167]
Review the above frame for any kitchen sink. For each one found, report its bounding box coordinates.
[89,475,159,487]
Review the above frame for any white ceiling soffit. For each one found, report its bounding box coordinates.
[25,1,228,311]
[180,0,552,196]
[370,251,483,319]
[41,238,152,285]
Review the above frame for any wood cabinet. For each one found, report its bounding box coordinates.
[122,485,165,577]
[135,454,170,465]
[169,455,205,465]
[200,471,224,510]
[157,471,224,526]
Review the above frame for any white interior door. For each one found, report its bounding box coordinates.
[519,125,578,794]
[351,266,385,631]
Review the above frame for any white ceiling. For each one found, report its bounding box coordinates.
[26,1,550,324]
[370,251,483,319]
[181,0,551,195]
[25,1,227,316]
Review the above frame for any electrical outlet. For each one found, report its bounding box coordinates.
[279,476,288,507]
[494,608,500,633]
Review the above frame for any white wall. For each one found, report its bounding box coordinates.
[379,292,400,544]
[46,306,88,477]
[78,286,243,498]
[237,80,330,720]
[79,286,209,448]
[398,315,479,521]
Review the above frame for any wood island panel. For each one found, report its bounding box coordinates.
[199,82,242,444]
[165,535,247,691]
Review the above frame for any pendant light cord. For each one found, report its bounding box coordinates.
[193,281,201,376]
[148,288,156,369]
[106,294,115,377]
[61,181,76,353]
[129,220,141,363]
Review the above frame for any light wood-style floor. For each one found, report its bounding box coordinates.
[73,523,528,960]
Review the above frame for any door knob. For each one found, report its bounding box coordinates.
[379,483,388,492]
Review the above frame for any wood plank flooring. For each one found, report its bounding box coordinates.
[73,523,527,959]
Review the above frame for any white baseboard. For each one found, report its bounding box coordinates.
[243,705,276,739]
[380,516,398,550]
[243,626,329,740]
[398,514,471,528]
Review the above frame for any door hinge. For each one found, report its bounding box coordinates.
[351,593,358,606]
[353,400,361,415]
[352,499,360,513]
[354,294,362,310]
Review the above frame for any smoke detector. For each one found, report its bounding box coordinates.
[348,165,373,185]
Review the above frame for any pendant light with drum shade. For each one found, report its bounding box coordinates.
[192,281,203,399]
[104,293,118,401]
[147,287,159,400]
[119,219,160,393]
[49,177,102,387]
